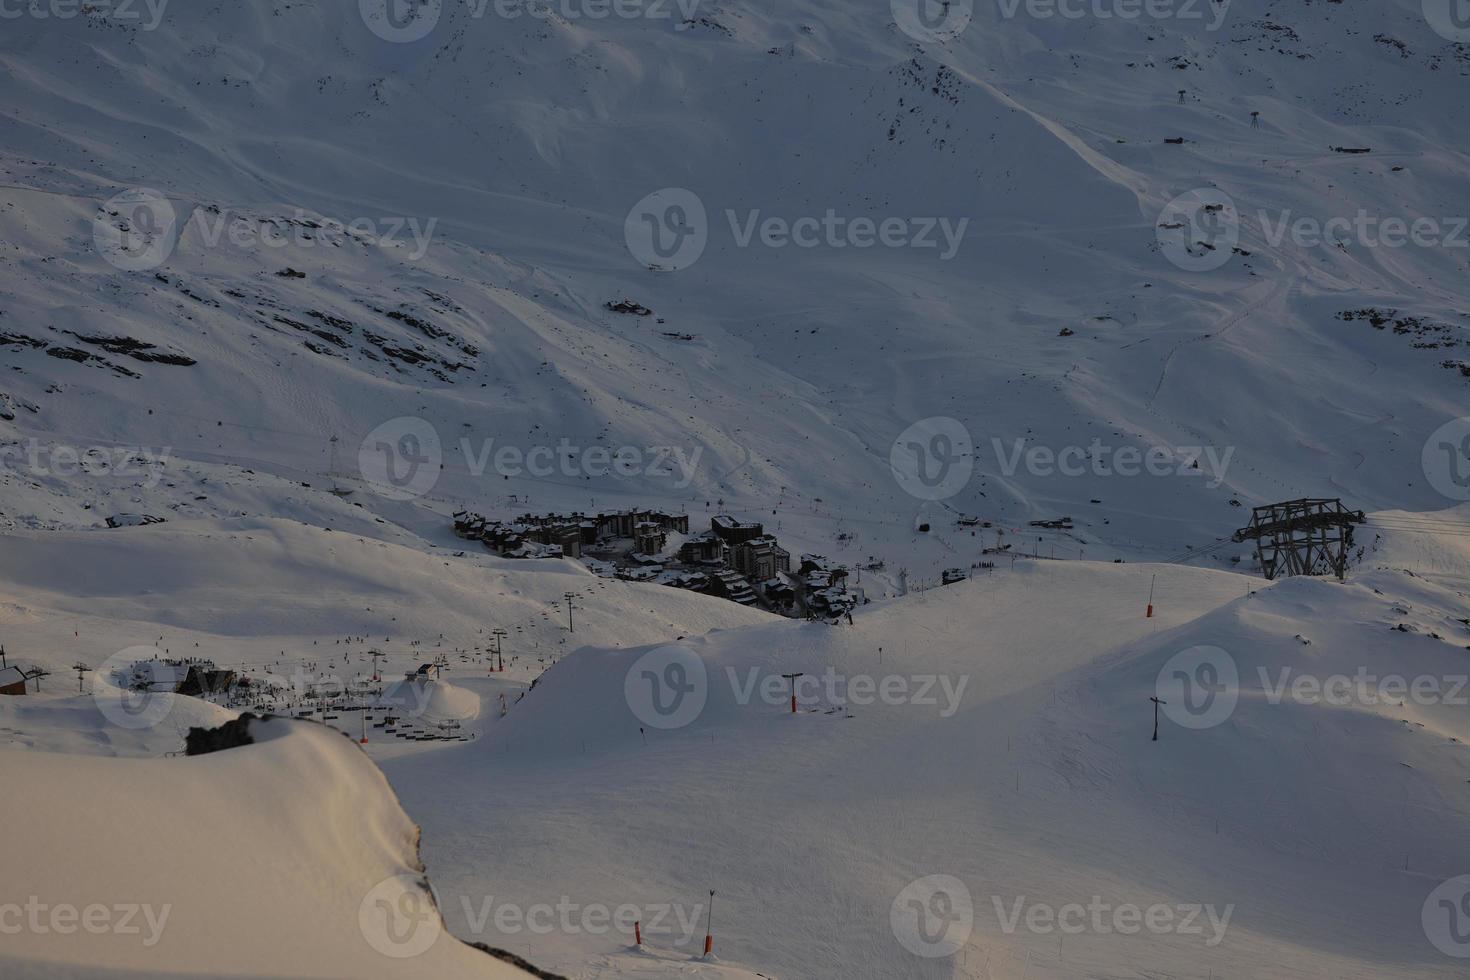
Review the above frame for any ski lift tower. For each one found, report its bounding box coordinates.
[1231,498,1366,582]
[491,628,508,672]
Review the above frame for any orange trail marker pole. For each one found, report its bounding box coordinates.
[1146,574,1156,619]
[703,890,715,956]
[782,672,804,714]
[634,921,642,947]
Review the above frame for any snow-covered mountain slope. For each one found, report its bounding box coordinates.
[386,531,1470,979]
[0,515,770,668]
[1,716,539,979]
[2,508,1467,978]
[2,0,1468,575]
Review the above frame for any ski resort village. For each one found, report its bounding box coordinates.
[454,508,862,619]
[6,1,1470,979]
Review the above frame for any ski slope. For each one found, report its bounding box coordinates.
[2,509,1468,977]
[383,535,1470,979]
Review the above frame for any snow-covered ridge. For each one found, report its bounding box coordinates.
[2,0,1469,572]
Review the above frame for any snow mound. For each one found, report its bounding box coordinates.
[380,676,481,724]
[0,717,536,979]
